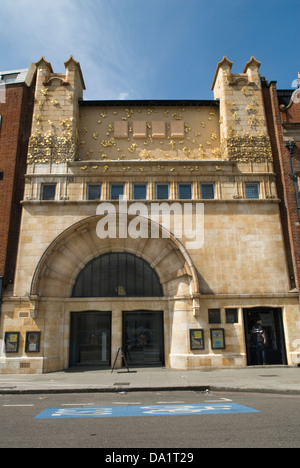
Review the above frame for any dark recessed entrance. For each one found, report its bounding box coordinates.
[243,307,287,366]
[123,311,164,367]
[70,312,111,367]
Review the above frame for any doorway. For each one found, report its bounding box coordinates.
[70,312,111,367]
[243,308,287,365]
[123,311,164,366]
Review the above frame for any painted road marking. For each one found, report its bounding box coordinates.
[157,401,185,404]
[61,403,95,407]
[35,403,260,420]
[4,404,34,407]
[204,398,233,403]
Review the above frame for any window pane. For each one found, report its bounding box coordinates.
[88,184,101,200]
[208,309,221,324]
[100,254,110,297]
[116,253,127,297]
[245,183,259,199]
[201,183,214,199]
[42,184,56,200]
[111,184,124,200]
[134,184,147,200]
[226,309,238,324]
[178,184,192,199]
[156,184,169,199]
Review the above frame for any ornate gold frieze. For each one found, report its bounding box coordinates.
[223,133,272,163]
[27,133,76,164]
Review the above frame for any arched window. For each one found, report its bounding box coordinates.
[72,252,163,298]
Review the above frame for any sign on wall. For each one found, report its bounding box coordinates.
[190,329,205,350]
[25,332,41,353]
[210,329,226,350]
[4,332,20,353]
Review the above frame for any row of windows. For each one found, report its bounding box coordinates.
[209,308,239,324]
[41,182,260,201]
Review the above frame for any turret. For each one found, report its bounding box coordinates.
[28,56,85,165]
[212,56,272,162]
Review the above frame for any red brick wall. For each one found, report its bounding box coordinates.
[262,83,296,289]
[281,93,300,124]
[264,81,300,291]
[0,83,34,286]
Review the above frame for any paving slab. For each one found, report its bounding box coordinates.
[0,366,299,395]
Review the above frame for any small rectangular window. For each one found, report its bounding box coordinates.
[245,183,260,199]
[201,183,215,199]
[88,184,101,200]
[208,309,221,324]
[41,184,56,201]
[156,183,169,200]
[178,184,192,200]
[111,184,124,200]
[133,184,147,200]
[226,308,239,324]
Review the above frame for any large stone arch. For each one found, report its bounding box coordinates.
[30,214,200,299]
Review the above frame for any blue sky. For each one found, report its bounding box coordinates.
[0,0,299,100]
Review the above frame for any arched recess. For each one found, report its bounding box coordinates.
[30,214,200,299]
[72,252,164,298]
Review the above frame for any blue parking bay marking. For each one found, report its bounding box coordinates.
[35,403,260,420]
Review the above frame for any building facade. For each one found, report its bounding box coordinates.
[0,67,36,289]
[0,56,299,374]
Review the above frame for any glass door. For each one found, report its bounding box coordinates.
[70,312,111,367]
[123,311,164,366]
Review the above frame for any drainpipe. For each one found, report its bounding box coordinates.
[285,141,300,223]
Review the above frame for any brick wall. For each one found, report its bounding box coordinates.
[0,83,35,286]
[262,82,296,289]
[263,80,300,292]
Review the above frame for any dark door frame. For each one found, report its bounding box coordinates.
[122,310,165,367]
[243,307,287,366]
[69,311,112,368]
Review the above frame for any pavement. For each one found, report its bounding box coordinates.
[0,365,299,395]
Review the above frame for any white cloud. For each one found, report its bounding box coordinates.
[119,92,130,101]
[0,0,152,99]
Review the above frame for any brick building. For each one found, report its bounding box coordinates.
[263,77,300,294]
[0,66,36,290]
[1,57,300,374]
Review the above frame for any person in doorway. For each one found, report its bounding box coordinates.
[251,318,267,365]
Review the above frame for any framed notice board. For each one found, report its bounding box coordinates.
[210,329,226,350]
[25,332,41,353]
[4,332,20,353]
[190,329,205,350]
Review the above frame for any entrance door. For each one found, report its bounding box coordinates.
[243,308,287,365]
[123,311,164,366]
[70,312,111,367]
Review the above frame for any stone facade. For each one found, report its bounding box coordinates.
[1,57,299,374]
